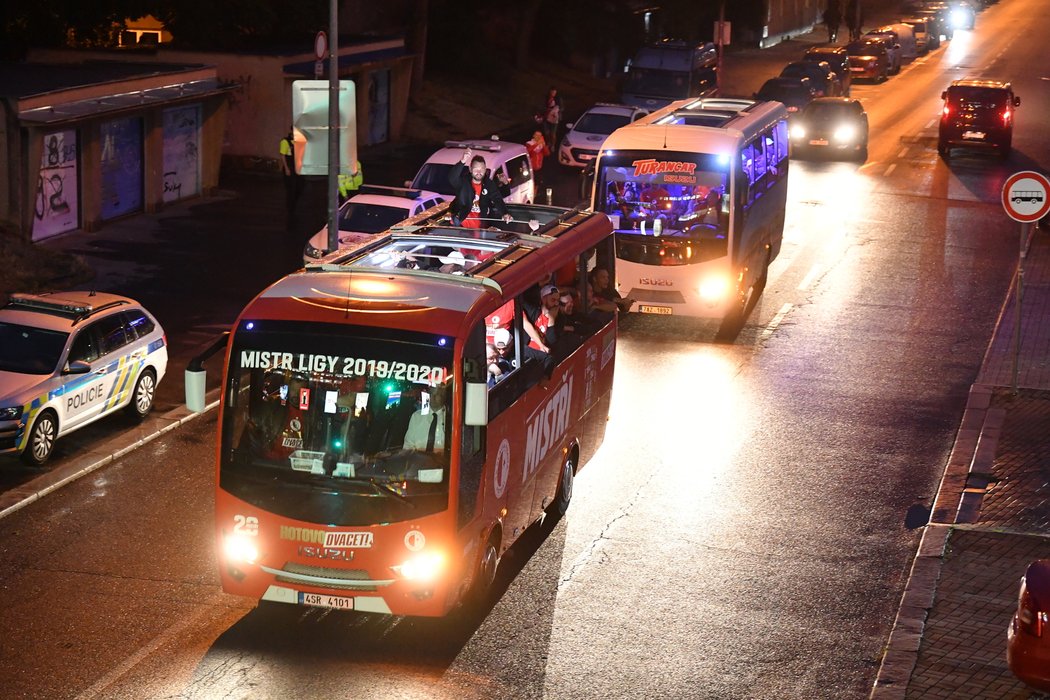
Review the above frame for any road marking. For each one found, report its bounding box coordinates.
[897,147,908,159]
[884,164,897,177]
[798,265,822,291]
[761,303,794,341]
[926,119,937,129]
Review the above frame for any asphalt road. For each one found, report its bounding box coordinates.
[2,1,1048,697]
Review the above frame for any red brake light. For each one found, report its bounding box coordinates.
[942,104,951,118]
[1002,108,1011,126]
[1018,588,1045,637]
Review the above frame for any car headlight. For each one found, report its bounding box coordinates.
[393,551,445,582]
[790,124,806,140]
[833,124,856,142]
[698,276,731,305]
[223,535,259,564]
[0,406,24,420]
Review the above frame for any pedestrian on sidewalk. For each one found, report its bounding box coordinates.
[824,0,842,43]
[525,130,550,187]
[279,126,302,215]
[536,87,563,155]
[845,0,864,41]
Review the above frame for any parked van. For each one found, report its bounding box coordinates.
[901,16,937,53]
[621,40,718,109]
[408,137,535,205]
[881,23,918,59]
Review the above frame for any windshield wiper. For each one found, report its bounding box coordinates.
[357,477,416,507]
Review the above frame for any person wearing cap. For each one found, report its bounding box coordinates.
[438,250,469,274]
[448,147,513,228]
[486,342,513,387]
[523,283,563,354]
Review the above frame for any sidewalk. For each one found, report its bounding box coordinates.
[872,227,1050,699]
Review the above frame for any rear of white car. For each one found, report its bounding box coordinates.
[0,292,168,465]
[302,186,446,263]
[409,138,534,205]
[558,103,649,168]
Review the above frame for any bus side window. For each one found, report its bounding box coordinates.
[740,145,755,208]
[459,321,487,528]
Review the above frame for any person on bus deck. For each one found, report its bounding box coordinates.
[403,385,448,453]
[589,268,635,315]
[448,147,513,228]
[486,343,513,387]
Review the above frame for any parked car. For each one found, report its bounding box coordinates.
[779,60,842,98]
[802,45,852,96]
[862,32,902,75]
[303,185,447,262]
[938,79,1020,159]
[558,103,649,168]
[876,23,919,60]
[1007,559,1050,692]
[408,137,535,205]
[845,40,889,83]
[0,292,168,465]
[901,16,938,52]
[789,97,869,160]
[754,76,816,113]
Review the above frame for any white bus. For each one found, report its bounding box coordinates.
[590,97,790,321]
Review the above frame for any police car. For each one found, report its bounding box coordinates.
[558,103,650,168]
[302,185,447,263]
[0,291,168,465]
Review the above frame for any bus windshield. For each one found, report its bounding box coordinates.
[220,322,454,526]
[594,151,730,266]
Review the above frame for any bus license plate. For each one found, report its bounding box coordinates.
[300,592,355,610]
[639,304,672,315]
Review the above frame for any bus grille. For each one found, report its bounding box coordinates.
[277,563,379,591]
[627,288,686,304]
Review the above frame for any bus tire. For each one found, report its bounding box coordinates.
[469,530,500,607]
[553,452,576,516]
[126,369,157,421]
[21,410,58,466]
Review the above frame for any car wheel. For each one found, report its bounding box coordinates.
[126,369,157,420]
[937,142,950,159]
[21,410,58,466]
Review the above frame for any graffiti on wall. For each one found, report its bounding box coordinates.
[162,105,201,203]
[32,130,80,241]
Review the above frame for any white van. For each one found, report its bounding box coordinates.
[879,24,918,60]
[408,137,535,205]
[901,17,936,53]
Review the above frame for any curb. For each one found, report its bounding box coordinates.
[0,393,220,521]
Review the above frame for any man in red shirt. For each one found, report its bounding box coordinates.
[448,147,512,228]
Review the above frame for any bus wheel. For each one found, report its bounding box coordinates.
[553,453,576,516]
[21,410,57,466]
[470,532,500,606]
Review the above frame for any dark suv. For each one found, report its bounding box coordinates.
[938,79,1020,159]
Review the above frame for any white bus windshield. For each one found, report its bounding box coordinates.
[220,322,454,526]
[594,152,730,265]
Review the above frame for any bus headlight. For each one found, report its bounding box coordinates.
[394,551,445,582]
[698,276,731,304]
[833,124,856,142]
[224,535,259,564]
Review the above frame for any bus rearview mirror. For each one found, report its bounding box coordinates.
[464,382,489,426]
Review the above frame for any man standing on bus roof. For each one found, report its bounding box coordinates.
[448,147,513,228]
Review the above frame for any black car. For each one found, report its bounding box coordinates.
[789,97,869,161]
[780,61,841,98]
[938,79,1019,159]
[754,76,815,113]
[802,45,852,96]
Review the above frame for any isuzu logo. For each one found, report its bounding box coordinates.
[639,278,673,287]
[298,546,354,561]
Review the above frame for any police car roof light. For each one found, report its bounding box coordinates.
[7,293,93,316]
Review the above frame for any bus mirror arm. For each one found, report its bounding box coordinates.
[464,382,489,426]
[185,331,230,413]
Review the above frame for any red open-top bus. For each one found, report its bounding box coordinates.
[187,203,617,617]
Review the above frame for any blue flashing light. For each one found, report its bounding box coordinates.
[717,154,730,167]
[437,337,448,347]
[245,321,255,330]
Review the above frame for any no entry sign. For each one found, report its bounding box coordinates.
[1002,170,1050,223]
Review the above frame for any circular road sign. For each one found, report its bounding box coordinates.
[314,31,328,60]
[1002,170,1050,223]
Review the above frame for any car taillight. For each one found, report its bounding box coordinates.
[1002,108,1011,126]
[1018,588,1046,637]
[942,104,951,118]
